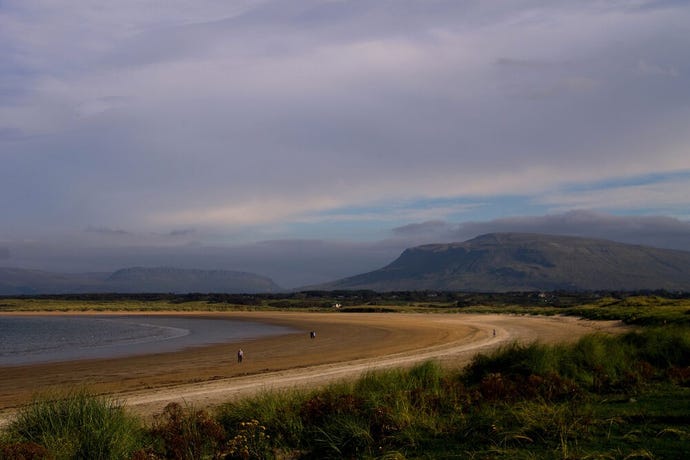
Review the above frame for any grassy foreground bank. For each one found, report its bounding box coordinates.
[2,327,689,459]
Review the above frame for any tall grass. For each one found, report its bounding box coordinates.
[464,328,690,394]
[623,326,690,367]
[214,362,458,458]
[4,389,142,460]
[217,389,306,450]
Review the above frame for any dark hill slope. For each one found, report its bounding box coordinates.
[318,233,690,292]
[105,267,282,294]
[0,268,107,295]
[0,267,282,295]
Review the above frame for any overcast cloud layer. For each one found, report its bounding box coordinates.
[1,1,689,287]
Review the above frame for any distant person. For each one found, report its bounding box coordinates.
[492,329,496,337]
[237,349,244,363]
[310,331,316,339]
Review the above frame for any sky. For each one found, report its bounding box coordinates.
[1,0,690,288]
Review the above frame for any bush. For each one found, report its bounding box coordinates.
[0,441,50,460]
[217,390,305,449]
[147,402,226,460]
[225,419,272,460]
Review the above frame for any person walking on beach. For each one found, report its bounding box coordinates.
[237,348,244,363]
[310,330,316,339]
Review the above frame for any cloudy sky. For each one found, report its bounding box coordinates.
[1,0,689,287]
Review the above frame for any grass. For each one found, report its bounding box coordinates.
[1,389,142,460]
[209,331,690,458]
[3,293,690,324]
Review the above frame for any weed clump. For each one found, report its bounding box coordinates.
[145,402,225,459]
[225,419,272,460]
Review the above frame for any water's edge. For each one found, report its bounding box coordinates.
[0,315,296,366]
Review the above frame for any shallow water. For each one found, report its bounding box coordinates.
[0,315,295,366]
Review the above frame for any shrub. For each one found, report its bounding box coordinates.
[0,441,50,460]
[300,393,366,424]
[148,402,225,460]
[217,390,305,449]
[667,366,690,386]
[225,419,272,460]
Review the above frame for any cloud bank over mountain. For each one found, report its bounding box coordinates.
[1,2,689,287]
[2,211,688,288]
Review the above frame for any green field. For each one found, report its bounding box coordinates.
[2,291,690,321]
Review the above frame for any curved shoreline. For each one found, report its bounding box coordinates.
[0,312,628,424]
[0,311,469,408]
[0,314,295,366]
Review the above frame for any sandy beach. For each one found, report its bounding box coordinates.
[0,312,627,424]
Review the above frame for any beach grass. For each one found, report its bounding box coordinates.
[210,330,690,459]
[1,389,142,460]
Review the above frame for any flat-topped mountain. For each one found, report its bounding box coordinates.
[316,233,690,292]
[0,266,282,295]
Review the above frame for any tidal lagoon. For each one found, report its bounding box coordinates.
[0,315,295,366]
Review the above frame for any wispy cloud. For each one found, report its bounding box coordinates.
[636,59,680,78]
[537,172,690,215]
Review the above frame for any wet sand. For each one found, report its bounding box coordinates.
[0,312,627,422]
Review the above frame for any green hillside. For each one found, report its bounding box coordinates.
[319,233,690,292]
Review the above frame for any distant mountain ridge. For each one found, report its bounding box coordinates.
[105,267,281,294]
[4,234,690,295]
[315,233,690,292]
[0,266,282,295]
